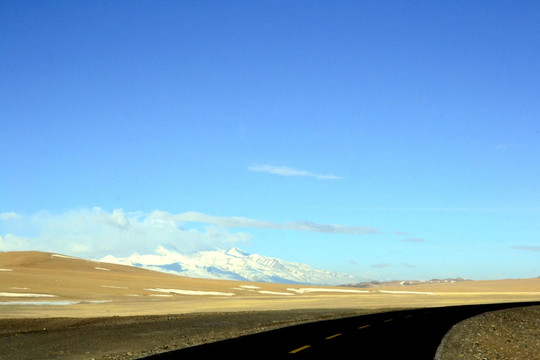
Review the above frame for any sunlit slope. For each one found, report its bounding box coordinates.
[1,251,540,318]
[0,251,308,300]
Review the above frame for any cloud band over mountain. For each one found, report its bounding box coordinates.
[161,211,379,234]
[0,209,378,259]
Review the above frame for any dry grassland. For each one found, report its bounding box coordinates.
[1,251,540,318]
[1,251,540,359]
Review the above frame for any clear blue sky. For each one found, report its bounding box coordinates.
[1,1,539,281]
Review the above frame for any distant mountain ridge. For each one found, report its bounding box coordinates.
[100,246,360,286]
[344,278,470,288]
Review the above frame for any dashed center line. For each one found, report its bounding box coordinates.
[358,324,371,330]
[325,333,342,340]
[384,318,394,322]
[289,345,311,354]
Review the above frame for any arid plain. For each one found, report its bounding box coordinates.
[2,251,540,359]
[1,251,540,318]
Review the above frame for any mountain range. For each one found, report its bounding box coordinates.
[343,278,470,288]
[100,245,360,285]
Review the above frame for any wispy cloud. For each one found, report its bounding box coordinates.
[0,212,19,221]
[371,263,391,268]
[403,238,427,243]
[511,245,540,252]
[496,143,513,151]
[359,207,540,214]
[168,211,379,234]
[161,211,276,229]
[249,164,343,180]
[400,262,416,268]
[0,209,379,258]
[0,208,252,258]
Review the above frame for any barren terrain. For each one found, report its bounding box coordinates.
[1,251,540,359]
[438,305,540,360]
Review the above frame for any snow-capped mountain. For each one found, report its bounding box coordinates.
[100,246,359,285]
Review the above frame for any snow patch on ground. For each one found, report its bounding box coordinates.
[287,288,371,294]
[0,300,112,305]
[51,254,77,259]
[94,267,110,271]
[257,290,294,296]
[240,285,260,289]
[101,285,127,289]
[376,290,435,295]
[145,288,236,296]
[0,292,57,298]
[0,301,77,306]
[0,269,12,271]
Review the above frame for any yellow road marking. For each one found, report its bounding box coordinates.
[358,325,371,330]
[384,319,393,322]
[289,345,311,354]
[325,333,342,340]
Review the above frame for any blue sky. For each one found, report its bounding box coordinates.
[1,1,539,281]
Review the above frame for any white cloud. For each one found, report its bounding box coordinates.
[400,262,416,268]
[0,234,29,251]
[371,263,391,268]
[285,220,378,234]
[0,208,378,258]
[103,208,130,229]
[496,143,513,151]
[249,164,343,180]
[403,238,427,243]
[163,211,276,229]
[165,211,378,234]
[0,208,251,258]
[0,212,20,221]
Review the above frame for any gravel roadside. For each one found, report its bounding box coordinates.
[437,305,540,360]
[0,309,373,360]
[2,306,539,360]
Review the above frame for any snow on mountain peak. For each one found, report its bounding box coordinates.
[99,245,359,285]
[224,247,249,258]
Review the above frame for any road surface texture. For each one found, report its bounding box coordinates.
[140,301,540,360]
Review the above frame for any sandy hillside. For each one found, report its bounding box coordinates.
[1,251,540,318]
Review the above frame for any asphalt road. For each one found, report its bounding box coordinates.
[139,301,540,360]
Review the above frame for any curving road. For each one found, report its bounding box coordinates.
[139,301,540,359]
